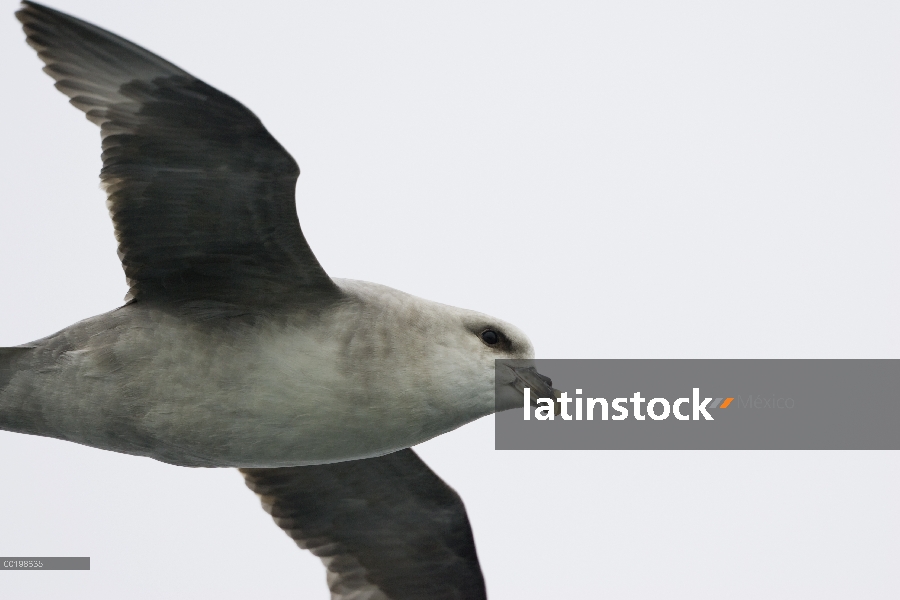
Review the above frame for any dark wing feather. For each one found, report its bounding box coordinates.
[240,449,488,600]
[16,2,338,305]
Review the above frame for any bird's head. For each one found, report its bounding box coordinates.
[327,279,557,434]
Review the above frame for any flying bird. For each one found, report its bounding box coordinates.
[1,2,556,597]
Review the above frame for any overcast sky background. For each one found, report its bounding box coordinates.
[1,1,898,598]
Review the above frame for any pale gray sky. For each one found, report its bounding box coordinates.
[1,1,898,598]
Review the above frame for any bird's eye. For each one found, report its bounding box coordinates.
[481,330,500,345]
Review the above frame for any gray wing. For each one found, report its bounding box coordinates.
[240,449,488,600]
[16,2,338,306]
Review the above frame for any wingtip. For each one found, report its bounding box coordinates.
[15,3,51,63]
[16,2,90,31]
[14,6,30,26]
[16,1,40,15]
[18,1,51,13]
[15,1,49,27]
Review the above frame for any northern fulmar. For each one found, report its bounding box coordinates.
[1,2,556,597]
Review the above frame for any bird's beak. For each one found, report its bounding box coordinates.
[497,364,563,414]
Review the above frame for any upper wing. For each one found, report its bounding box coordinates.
[16,2,338,305]
[240,449,488,600]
